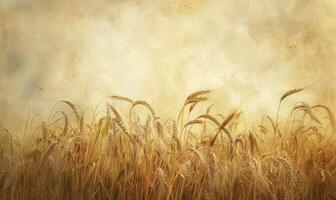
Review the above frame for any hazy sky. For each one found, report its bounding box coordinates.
[1,0,335,129]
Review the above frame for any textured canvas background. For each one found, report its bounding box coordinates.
[1,0,335,130]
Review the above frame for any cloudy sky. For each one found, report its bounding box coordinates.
[1,0,335,129]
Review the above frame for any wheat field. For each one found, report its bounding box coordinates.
[1,0,336,199]
[0,89,335,200]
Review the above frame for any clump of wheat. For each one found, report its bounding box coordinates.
[0,89,334,200]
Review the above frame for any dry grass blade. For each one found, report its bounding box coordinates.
[210,127,233,149]
[132,100,158,120]
[184,119,204,128]
[197,114,220,126]
[61,101,80,123]
[312,104,336,131]
[206,104,215,115]
[293,103,321,124]
[110,95,134,104]
[280,88,304,102]
[214,113,235,148]
[218,112,235,130]
[303,107,321,124]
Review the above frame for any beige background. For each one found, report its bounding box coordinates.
[0,0,335,130]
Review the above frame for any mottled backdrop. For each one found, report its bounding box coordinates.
[0,0,335,130]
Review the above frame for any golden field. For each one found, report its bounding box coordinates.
[0,89,335,200]
[1,0,336,199]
